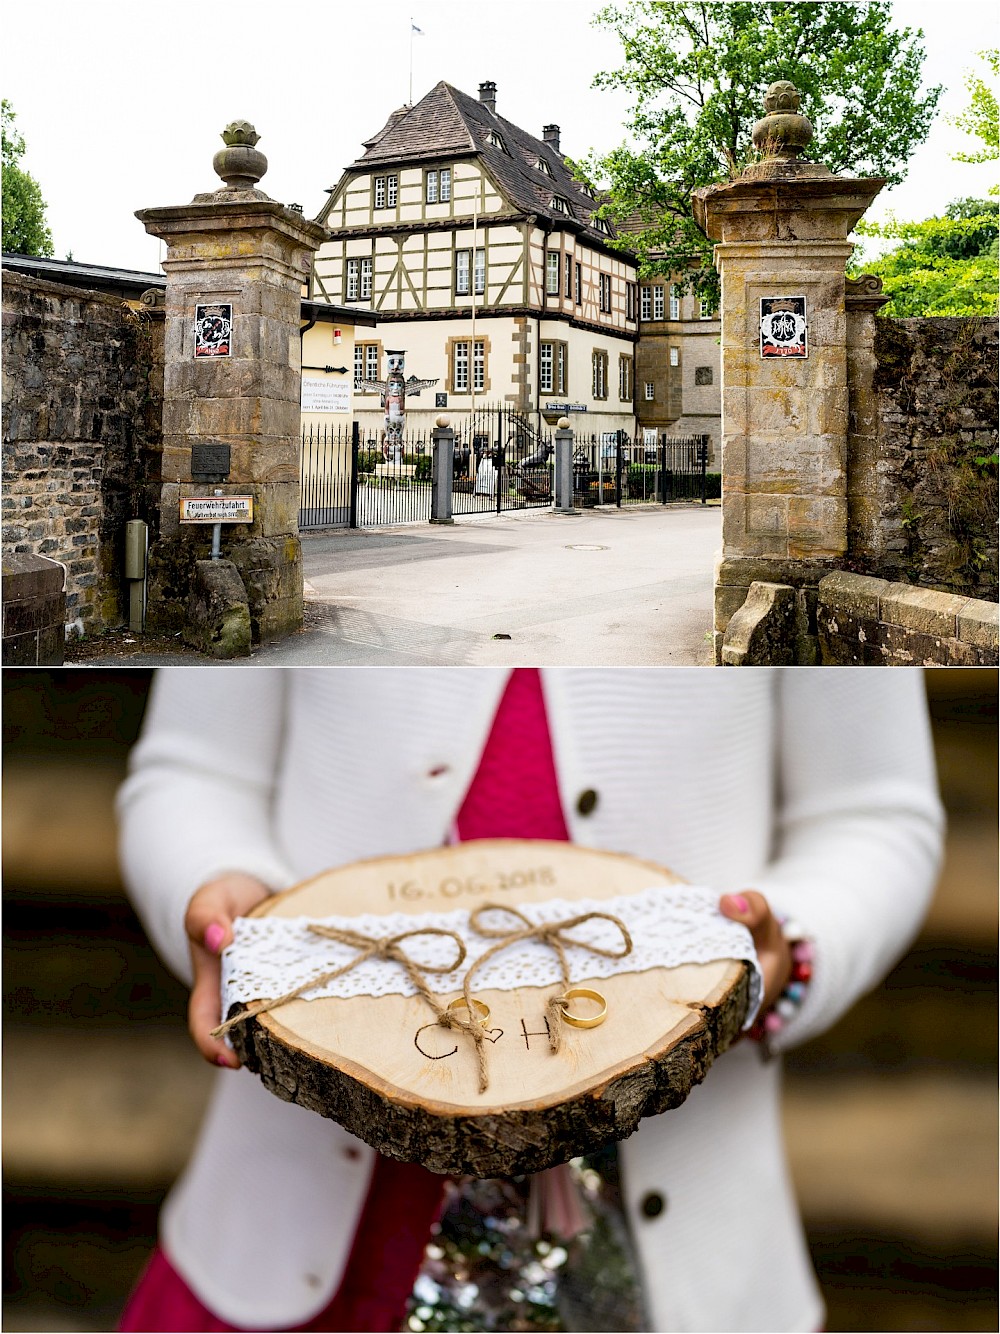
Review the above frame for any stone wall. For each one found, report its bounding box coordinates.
[2,554,66,665]
[2,271,163,636]
[817,571,998,667]
[849,316,998,602]
[721,573,998,667]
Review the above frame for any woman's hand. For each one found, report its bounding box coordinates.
[719,891,793,1012]
[184,873,272,1068]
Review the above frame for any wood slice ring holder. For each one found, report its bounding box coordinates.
[226,840,752,1177]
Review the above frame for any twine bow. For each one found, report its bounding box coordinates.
[213,902,633,1095]
[210,922,494,1073]
[464,903,633,1055]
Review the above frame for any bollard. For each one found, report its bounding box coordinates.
[430,416,455,524]
[554,418,576,513]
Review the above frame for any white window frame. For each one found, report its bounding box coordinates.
[360,257,372,301]
[645,381,655,401]
[599,273,612,313]
[556,343,566,395]
[653,286,665,321]
[373,177,385,210]
[455,249,470,296]
[574,261,582,305]
[592,350,608,400]
[670,346,680,367]
[619,355,633,401]
[669,285,680,320]
[440,167,451,201]
[346,258,360,301]
[699,297,715,320]
[546,251,560,296]
[452,339,486,393]
[455,247,484,298]
[564,253,573,299]
[540,342,554,392]
[354,342,380,389]
[387,175,398,207]
[640,286,652,320]
[426,169,438,203]
[454,340,469,391]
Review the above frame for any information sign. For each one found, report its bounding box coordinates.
[179,496,254,524]
[301,378,351,412]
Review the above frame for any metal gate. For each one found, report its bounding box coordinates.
[571,433,709,507]
[299,407,554,530]
[452,405,553,517]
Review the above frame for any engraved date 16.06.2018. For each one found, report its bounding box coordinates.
[385,864,556,905]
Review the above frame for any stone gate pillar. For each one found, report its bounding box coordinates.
[692,82,885,661]
[136,121,326,643]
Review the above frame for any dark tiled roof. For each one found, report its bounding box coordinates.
[2,253,375,325]
[2,252,165,297]
[349,81,627,250]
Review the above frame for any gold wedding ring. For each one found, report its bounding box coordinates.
[554,987,608,1028]
[447,996,491,1022]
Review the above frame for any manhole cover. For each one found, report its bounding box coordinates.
[565,544,608,551]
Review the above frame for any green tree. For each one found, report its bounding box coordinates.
[2,99,54,257]
[582,1,941,295]
[850,198,999,316]
[950,49,998,195]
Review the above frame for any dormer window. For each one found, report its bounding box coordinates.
[489,130,506,152]
[536,157,552,176]
[592,216,612,235]
[552,195,571,215]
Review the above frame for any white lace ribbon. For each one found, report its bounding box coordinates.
[221,884,763,1027]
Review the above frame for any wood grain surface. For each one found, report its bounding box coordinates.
[228,841,751,1176]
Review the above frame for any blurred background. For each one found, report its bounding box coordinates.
[2,668,997,1333]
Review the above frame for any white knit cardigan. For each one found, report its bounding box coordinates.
[117,667,943,1333]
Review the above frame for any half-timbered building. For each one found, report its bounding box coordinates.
[312,80,639,438]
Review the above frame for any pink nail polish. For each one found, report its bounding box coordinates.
[731,894,750,914]
[204,923,226,954]
[216,1055,230,1067]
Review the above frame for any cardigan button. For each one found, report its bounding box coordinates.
[640,1191,666,1218]
[576,788,599,816]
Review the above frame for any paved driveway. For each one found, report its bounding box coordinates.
[255,504,720,666]
[68,505,720,667]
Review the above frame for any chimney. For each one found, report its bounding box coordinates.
[478,81,497,115]
[543,124,561,152]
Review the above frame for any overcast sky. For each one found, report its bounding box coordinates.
[3,0,997,273]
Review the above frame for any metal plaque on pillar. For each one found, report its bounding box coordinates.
[759,297,807,359]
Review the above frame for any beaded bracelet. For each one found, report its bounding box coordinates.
[748,916,813,1048]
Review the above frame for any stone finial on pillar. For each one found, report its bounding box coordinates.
[212,120,269,190]
[692,79,887,661]
[751,81,815,164]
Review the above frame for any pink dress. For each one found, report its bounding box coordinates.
[120,668,569,1333]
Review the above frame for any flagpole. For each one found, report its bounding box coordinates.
[409,17,414,105]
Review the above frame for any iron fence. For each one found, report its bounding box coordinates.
[299,420,708,529]
[571,433,710,507]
